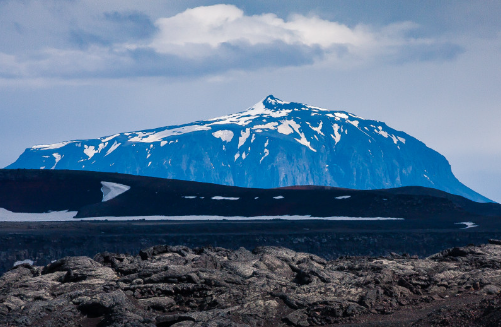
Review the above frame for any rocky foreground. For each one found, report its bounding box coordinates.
[2,243,501,327]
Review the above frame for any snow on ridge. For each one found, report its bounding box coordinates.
[32,141,73,150]
[334,112,349,119]
[212,130,234,143]
[306,105,330,111]
[273,196,284,199]
[265,96,289,106]
[374,126,389,138]
[101,181,131,202]
[335,195,351,200]
[129,125,211,143]
[209,99,291,127]
[100,134,120,143]
[372,126,406,145]
[347,120,359,128]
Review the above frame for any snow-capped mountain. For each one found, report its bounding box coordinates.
[7,95,491,202]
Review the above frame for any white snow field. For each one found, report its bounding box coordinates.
[0,208,405,222]
[0,208,78,221]
[211,196,240,200]
[101,181,131,202]
[455,221,478,229]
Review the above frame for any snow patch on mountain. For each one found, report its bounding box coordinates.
[213,130,234,143]
[238,128,251,148]
[332,124,342,144]
[260,139,270,163]
[105,141,121,156]
[253,122,278,130]
[51,153,62,169]
[277,120,295,135]
[295,135,316,152]
[83,145,98,159]
[307,121,324,135]
[101,181,131,202]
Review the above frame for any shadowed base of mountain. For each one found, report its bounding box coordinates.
[0,169,500,219]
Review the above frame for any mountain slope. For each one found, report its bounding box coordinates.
[7,95,490,202]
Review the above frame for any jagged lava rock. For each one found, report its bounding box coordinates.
[7,95,490,202]
[2,243,501,326]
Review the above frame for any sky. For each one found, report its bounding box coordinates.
[0,0,500,202]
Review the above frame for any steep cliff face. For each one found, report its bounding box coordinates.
[7,95,490,202]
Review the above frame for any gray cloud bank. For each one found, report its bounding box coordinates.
[0,3,464,81]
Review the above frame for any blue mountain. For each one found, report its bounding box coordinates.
[7,95,491,202]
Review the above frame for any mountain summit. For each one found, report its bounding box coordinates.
[7,95,490,202]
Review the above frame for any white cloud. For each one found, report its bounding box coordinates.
[149,4,416,60]
[0,4,463,81]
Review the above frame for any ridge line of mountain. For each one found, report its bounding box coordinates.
[7,95,491,203]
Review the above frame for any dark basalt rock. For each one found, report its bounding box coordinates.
[2,243,501,326]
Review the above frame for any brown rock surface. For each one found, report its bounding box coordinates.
[1,243,501,326]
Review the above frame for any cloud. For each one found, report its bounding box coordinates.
[0,4,464,81]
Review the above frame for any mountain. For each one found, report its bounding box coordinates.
[2,169,500,220]
[7,95,490,202]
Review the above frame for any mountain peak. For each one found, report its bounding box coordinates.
[262,95,288,108]
[7,96,492,203]
[264,94,278,102]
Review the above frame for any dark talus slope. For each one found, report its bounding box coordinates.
[2,242,501,326]
[1,169,500,220]
[7,95,490,203]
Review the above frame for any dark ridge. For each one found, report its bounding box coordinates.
[0,169,500,220]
